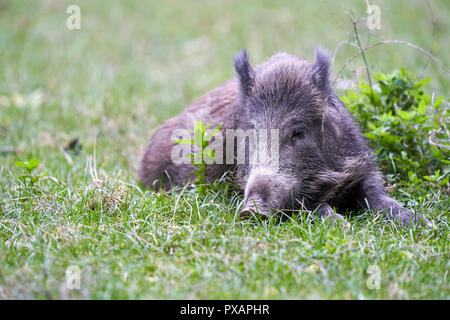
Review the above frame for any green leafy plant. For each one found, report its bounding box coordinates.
[173,120,223,194]
[340,68,449,186]
[14,158,47,185]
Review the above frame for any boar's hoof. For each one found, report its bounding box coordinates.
[374,197,430,227]
[388,208,431,228]
[315,203,350,229]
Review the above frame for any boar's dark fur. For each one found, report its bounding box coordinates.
[139,47,428,227]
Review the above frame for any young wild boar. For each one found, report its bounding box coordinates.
[139,47,428,227]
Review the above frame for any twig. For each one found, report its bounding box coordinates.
[333,39,450,85]
[419,0,436,76]
[350,16,377,113]
[331,40,358,65]
[428,129,450,151]
[428,101,450,151]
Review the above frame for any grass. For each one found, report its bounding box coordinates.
[0,0,449,299]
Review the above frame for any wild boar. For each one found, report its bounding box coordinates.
[139,47,428,227]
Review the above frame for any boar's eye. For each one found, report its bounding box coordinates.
[292,128,305,140]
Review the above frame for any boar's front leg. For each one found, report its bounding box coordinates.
[315,203,350,227]
[360,176,429,227]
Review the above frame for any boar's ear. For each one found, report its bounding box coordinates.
[312,46,331,93]
[233,49,255,98]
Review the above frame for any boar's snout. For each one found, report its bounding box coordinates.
[240,194,269,218]
[240,171,287,217]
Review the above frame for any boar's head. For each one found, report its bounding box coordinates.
[232,47,355,216]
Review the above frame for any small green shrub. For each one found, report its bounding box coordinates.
[173,120,223,195]
[340,69,449,186]
[13,158,47,185]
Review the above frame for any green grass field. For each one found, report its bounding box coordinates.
[0,0,449,299]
